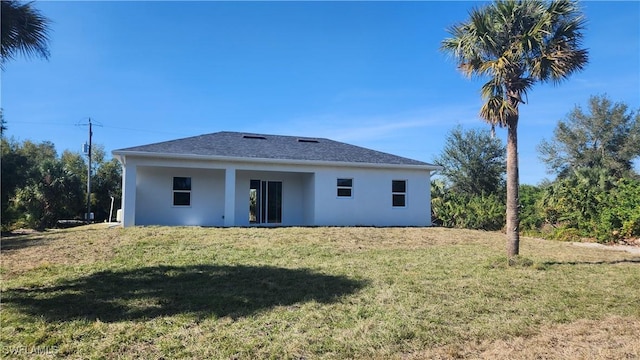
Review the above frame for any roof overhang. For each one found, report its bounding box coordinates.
[112,150,444,172]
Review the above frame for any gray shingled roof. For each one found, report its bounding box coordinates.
[113,131,437,167]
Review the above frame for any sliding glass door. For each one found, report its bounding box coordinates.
[249,180,282,224]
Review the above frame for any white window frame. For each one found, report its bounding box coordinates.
[172,176,192,207]
[392,180,407,207]
[337,178,353,198]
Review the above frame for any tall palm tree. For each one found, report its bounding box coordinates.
[1,0,51,68]
[441,0,588,260]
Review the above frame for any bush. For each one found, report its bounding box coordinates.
[519,184,545,231]
[540,171,640,243]
[431,181,505,231]
[550,226,583,242]
[431,172,640,243]
[596,178,640,241]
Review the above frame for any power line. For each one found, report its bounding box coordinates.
[99,125,190,136]
[11,121,189,136]
[9,121,77,126]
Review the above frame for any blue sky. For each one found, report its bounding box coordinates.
[2,1,639,185]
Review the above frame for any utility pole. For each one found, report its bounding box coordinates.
[78,118,102,223]
[86,118,93,222]
[79,118,94,223]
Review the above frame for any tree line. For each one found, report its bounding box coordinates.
[431,94,640,243]
[1,136,122,231]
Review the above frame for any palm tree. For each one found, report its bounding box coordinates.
[1,0,51,68]
[441,0,588,260]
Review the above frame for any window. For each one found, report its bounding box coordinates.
[392,180,406,207]
[173,177,191,206]
[337,178,353,197]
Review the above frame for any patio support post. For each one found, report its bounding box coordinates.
[224,167,236,226]
[122,163,136,227]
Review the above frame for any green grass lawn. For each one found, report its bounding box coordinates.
[1,226,639,359]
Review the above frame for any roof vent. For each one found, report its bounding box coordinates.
[297,138,319,143]
[243,135,266,140]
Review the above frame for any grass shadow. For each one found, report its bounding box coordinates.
[541,258,640,267]
[0,236,48,251]
[3,265,367,322]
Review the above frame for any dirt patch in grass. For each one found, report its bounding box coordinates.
[417,316,640,359]
[572,241,640,255]
[0,224,127,277]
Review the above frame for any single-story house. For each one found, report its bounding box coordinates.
[112,131,442,227]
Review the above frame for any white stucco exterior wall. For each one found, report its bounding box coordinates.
[312,167,431,227]
[115,154,436,227]
[135,166,225,226]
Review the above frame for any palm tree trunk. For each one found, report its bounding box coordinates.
[506,118,520,260]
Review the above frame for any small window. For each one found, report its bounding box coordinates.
[392,180,406,207]
[337,178,353,197]
[173,177,191,206]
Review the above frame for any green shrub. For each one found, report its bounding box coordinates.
[622,215,640,239]
[431,181,505,231]
[539,171,640,243]
[519,184,545,231]
[600,178,640,241]
[550,226,583,242]
[432,174,640,243]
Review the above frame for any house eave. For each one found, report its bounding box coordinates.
[112,150,443,171]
